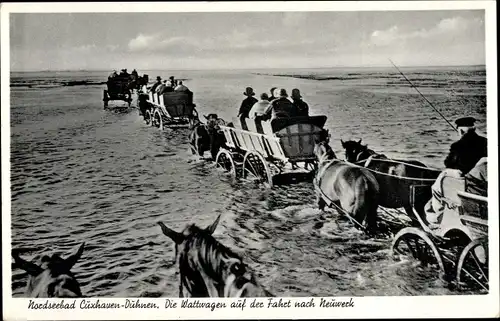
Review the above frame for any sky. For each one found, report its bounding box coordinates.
[9,10,486,71]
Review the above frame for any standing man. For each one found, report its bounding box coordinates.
[238,87,258,119]
[444,116,487,174]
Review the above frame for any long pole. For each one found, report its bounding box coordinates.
[388,59,458,132]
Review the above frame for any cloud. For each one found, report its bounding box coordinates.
[370,16,484,46]
[282,12,307,27]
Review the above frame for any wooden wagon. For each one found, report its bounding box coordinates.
[103,76,133,110]
[391,173,488,292]
[142,91,198,129]
[215,116,328,186]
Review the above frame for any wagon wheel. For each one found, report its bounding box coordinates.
[456,239,488,292]
[392,227,445,276]
[153,109,163,129]
[144,110,153,126]
[242,151,272,187]
[215,150,237,179]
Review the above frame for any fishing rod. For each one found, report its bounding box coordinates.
[388,58,458,133]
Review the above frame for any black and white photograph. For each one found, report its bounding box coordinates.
[2,1,498,319]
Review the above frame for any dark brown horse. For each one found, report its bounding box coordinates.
[188,114,226,160]
[314,140,380,233]
[341,139,441,225]
[158,215,271,297]
[12,243,85,298]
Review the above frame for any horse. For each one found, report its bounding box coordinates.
[158,215,271,297]
[188,114,226,160]
[12,243,85,298]
[341,139,441,225]
[313,139,380,233]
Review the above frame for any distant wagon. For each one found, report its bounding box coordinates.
[103,76,133,111]
[141,90,198,129]
[215,116,328,186]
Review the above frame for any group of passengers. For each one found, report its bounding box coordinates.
[148,76,191,95]
[108,69,139,80]
[238,86,309,122]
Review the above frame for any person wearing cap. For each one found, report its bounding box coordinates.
[268,87,278,101]
[238,87,258,119]
[424,117,487,228]
[444,116,487,174]
[290,88,309,117]
[262,88,293,120]
[150,76,162,93]
[249,93,270,118]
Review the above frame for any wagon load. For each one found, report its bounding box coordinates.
[103,75,134,110]
[216,115,328,186]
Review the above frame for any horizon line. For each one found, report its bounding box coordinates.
[10,64,486,73]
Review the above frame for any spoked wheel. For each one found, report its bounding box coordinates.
[144,110,152,126]
[242,151,272,187]
[215,150,237,179]
[392,227,445,276]
[456,239,488,292]
[153,109,163,129]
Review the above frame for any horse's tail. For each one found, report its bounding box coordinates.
[350,173,379,231]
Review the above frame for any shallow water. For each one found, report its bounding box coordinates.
[10,66,486,297]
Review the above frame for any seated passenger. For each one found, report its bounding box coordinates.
[268,87,278,101]
[108,70,118,79]
[156,80,167,93]
[174,80,190,92]
[465,157,487,196]
[262,88,293,120]
[424,168,463,227]
[238,87,258,119]
[163,81,174,93]
[150,76,162,93]
[249,93,270,118]
[169,76,176,88]
[291,89,309,117]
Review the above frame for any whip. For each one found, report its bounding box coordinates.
[388,59,458,133]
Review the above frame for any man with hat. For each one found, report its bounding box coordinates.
[169,76,176,88]
[150,76,162,93]
[444,116,487,174]
[290,88,309,117]
[238,87,258,120]
[262,88,293,120]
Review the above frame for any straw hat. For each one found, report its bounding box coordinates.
[243,87,256,96]
[156,76,162,81]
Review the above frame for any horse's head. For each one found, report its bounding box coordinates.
[13,243,85,298]
[341,139,368,162]
[158,215,267,297]
[314,138,337,165]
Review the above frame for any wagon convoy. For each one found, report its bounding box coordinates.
[131,71,489,293]
[13,69,488,298]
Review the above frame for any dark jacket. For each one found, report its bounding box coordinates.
[263,97,293,119]
[444,130,487,174]
[292,99,309,117]
[238,96,258,118]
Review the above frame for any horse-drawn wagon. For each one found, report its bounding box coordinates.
[103,76,133,111]
[141,90,198,129]
[391,174,488,292]
[215,116,329,187]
